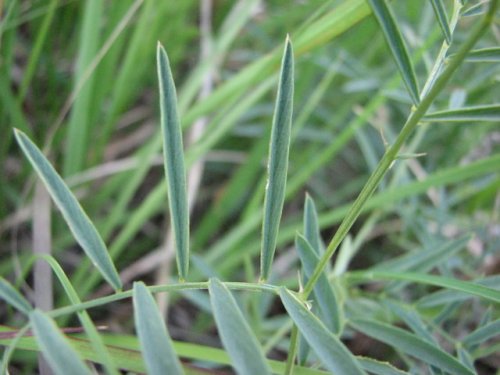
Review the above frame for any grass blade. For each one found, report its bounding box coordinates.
[465,47,500,62]
[367,0,420,104]
[424,104,500,122]
[14,129,122,291]
[208,278,271,375]
[30,310,90,375]
[296,234,341,334]
[349,318,474,375]
[0,326,337,375]
[157,43,189,280]
[430,0,452,44]
[260,36,294,281]
[0,277,32,314]
[38,255,119,374]
[279,288,366,374]
[63,0,103,176]
[133,282,184,375]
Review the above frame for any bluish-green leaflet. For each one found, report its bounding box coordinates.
[133,282,184,375]
[30,310,90,375]
[208,278,271,375]
[260,37,294,281]
[0,277,32,314]
[296,234,341,333]
[279,288,366,374]
[430,0,452,44]
[350,318,474,375]
[157,44,190,280]
[14,129,122,291]
[424,104,500,122]
[367,0,420,105]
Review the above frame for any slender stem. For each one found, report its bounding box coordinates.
[303,0,498,298]
[48,281,279,319]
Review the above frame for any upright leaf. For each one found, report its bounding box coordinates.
[367,0,420,104]
[279,288,366,374]
[157,43,189,280]
[30,310,90,375]
[63,0,103,176]
[14,129,122,291]
[133,282,184,375]
[260,36,294,281]
[350,318,474,375]
[296,234,341,334]
[430,0,452,44]
[303,194,323,255]
[208,278,271,375]
[0,277,32,314]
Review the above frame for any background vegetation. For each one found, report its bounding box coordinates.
[1,0,499,374]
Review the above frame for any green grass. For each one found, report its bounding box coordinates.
[1,0,499,374]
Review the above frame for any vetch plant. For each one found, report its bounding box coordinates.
[1,1,500,374]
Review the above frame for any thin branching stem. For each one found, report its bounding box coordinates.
[302,0,498,299]
[48,281,280,319]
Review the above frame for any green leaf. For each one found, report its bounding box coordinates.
[462,319,500,348]
[457,347,475,371]
[0,327,334,375]
[133,282,184,375]
[383,300,436,345]
[424,104,500,122]
[303,194,323,255]
[417,276,500,307]
[157,43,190,280]
[30,310,90,375]
[372,235,470,273]
[367,0,420,105]
[430,0,452,44]
[296,234,341,334]
[208,278,271,375]
[260,36,294,281]
[13,129,122,291]
[63,0,103,176]
[466,47,500,62]
[0,277,32,315]
[279,287,366,375]
[350,318,474,375]
[357,357,409,375]
[462,2,487,17]
[38,255,119,375]
[347,271,500,303]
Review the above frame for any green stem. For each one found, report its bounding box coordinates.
[48,281,279,319]
[303,0,498,298]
